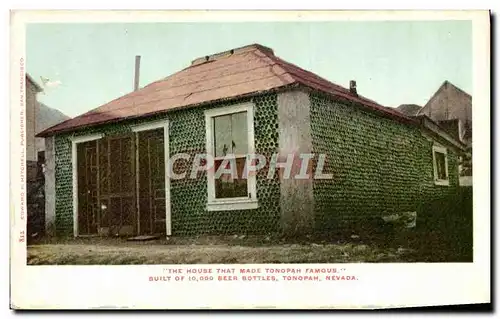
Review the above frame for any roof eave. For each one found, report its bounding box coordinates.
[414,115,467,152]
[298,85,418,127]
[36,83,300,138]
[299,85,466,152]
[26,74,43,93]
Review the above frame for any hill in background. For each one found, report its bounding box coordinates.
[395,104,422,116]
[36,103,71,153]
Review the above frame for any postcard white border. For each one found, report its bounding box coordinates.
[9,10,490,309]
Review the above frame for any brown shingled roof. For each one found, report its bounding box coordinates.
[37,43,413,137]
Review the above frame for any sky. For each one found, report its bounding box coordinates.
[26,21,472,118]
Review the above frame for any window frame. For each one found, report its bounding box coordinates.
[204,102,258,211]
[432,145,450,186]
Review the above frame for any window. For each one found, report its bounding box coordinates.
[205,102,257,211]
[432,145,449,186]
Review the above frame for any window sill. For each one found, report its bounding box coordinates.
[434,179,450,186]
[206,199,259,211]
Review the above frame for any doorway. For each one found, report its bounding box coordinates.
[98,135,136,236]
[75,121,169,237]
[137,128,166,235]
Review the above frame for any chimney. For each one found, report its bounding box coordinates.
[134,55,141,91]
[349,80,357,95]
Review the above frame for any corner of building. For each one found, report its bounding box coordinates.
[277,89,315,237]
[44,136,56,236]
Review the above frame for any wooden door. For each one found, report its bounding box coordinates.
[97,135,136,236]
[77,130,167,237]
[137,129,166,235]
[77,140,99,235]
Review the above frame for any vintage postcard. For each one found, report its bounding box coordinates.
[10,10,490,309]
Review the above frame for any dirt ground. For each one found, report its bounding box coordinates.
[27,236,418,265]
